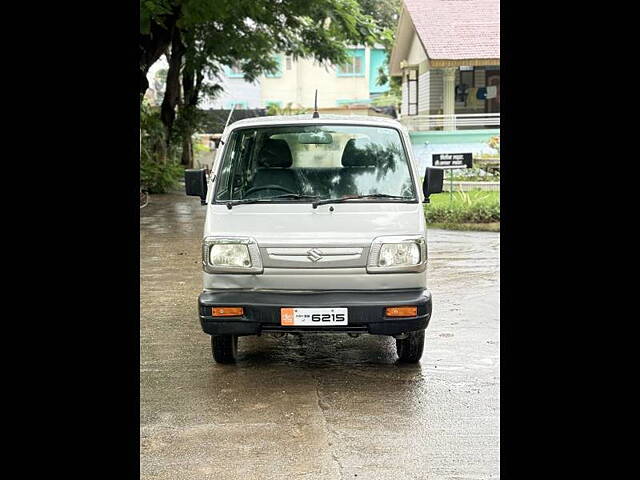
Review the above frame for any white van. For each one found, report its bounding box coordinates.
[185,114,443,364]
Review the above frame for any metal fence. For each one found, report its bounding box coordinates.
[402,113,500,131]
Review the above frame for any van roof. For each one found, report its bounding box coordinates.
[227,114,405,131]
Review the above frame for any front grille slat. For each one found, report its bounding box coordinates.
[261,246,369,268]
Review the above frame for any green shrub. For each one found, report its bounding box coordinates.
[140,101,184,193]
[266,102,308,116]
[140,156,184,194]
[424,190,500,223]
[448,167,500,182]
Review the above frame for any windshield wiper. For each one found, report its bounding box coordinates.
[312,194,413,209]
[225,194,319,209]
[225,198,269,209]
[268,193,320,201]
[226,193,411,209]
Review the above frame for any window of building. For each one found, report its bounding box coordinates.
[286,56,292,70]
[459,66,474,88]
[405,67,418,116]
[336,49,365,76]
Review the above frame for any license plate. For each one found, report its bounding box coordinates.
[280,308,348,326]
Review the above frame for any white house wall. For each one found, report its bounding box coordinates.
[144,56,262,109]
[144,47,390,112]
[203,75,262,109]
[404,32,432,115]
[407,32,427,65]
[260,53,374,109]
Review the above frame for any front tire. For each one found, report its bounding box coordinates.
[396,330,425,363]
[211,335,238,364]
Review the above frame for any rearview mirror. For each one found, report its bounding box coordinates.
[423,167,444,202]
[185,169,208,205]
[297,132,333,144]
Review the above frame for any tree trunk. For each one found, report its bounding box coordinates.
[160,27,185,151]
[179,58,204,168]
[180,64,195,168]
[181,131,194,168]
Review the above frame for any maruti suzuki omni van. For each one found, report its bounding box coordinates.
[185,114,443,364]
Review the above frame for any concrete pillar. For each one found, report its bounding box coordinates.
[443,67,456,130]
[296,58,302,107]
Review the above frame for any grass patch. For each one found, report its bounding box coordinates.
[424,190,500,224]
[428,222,500,232]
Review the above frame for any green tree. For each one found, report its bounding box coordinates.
[140,0,380,167]
[356,0,402,105]
[357,0,401,39]
[140,100,183,193]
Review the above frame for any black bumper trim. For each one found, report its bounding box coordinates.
[198,289,432,336]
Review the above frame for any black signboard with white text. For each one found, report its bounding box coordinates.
[432,153,473,169]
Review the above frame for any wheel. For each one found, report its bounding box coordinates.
[396,330,425,363]
[211,335,238,364]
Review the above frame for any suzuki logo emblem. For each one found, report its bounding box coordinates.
[307,248,323,262]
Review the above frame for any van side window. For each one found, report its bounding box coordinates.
[217,130,256,200]
[215,134,237,200]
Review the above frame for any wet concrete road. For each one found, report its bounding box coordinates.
[140,193,499,479]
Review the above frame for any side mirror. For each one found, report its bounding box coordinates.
[423,167,444,202]
[185,169,208,205]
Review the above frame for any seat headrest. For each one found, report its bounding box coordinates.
[258,138,293,168]
[341,138,377,167]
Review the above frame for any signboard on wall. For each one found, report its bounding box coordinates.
[432,153,473,168]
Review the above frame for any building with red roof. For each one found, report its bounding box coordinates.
[390,0,500,130]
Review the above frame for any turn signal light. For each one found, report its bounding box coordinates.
[212,307,244,317]
[385,306,417,317]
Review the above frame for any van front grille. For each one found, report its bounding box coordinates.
[261,246,369,268]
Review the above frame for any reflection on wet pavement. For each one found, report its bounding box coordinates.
[141,193,499,480]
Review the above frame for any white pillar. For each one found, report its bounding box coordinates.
[442,67,456,130]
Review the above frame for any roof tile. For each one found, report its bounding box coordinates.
[403,0,500,60]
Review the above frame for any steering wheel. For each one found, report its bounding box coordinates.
[244,184,296,196]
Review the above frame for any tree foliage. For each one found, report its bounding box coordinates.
[357,0,401,39]
[139,0,388,174]
[140,0,380,98]
[140,101,184,193]
[356,0,402,98]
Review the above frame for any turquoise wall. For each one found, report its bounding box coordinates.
[409,129,500,172]
[409,129,499,145]
[369,49,389,94]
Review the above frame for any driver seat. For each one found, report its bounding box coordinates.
[250,138,300,194]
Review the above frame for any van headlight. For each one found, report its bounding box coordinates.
[367,235,427,273]
[202,237,263,273]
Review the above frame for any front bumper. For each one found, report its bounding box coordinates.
[198,289,432,336]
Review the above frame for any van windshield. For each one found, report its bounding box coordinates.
[214,125,416,203]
